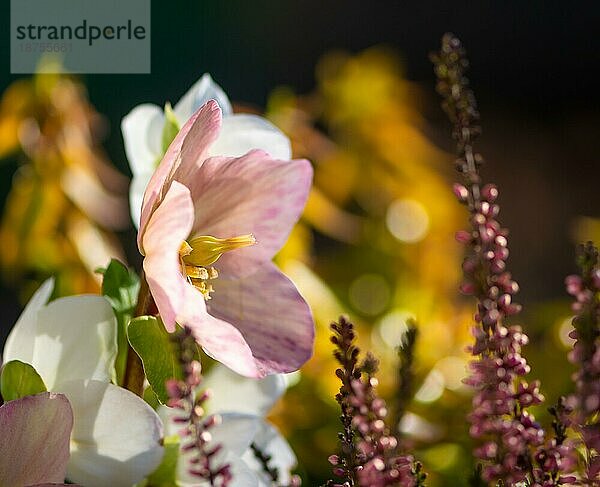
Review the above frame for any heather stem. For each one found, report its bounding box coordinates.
[123,273,152,397]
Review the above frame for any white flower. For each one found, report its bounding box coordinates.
[121,73,292,227]
[162,365,297,487]
[2,279,164,487]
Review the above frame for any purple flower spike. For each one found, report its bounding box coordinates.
[433,33,575,486]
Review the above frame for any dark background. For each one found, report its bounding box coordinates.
[0,0,599,310]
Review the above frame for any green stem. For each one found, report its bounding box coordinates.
[123,274,151,397]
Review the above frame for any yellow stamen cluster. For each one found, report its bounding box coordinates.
[184,264,219,300]
[179,234,256,301]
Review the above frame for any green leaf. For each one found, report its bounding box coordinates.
[102,259,140,313]
[145,435,180,486]
[161,102,180,154]
[127,316,183,404]
[101,259,140,385]
[1,360,47,402]
[143,386,160,411]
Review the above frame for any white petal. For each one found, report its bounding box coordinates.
[121,104,163,177]
[209,114,291,159]
[61,380,164,487]
[3,278,54,366]
[203,364,286,417]
[225,455,260,487]
[174,73,233,121]
[31,295,117,390]
[130,172,153,229]
[241,421,297,485]
[211,413,260,456]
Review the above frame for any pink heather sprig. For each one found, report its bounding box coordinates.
[432,33,575,486]
[327,317,425,487]
[166,326,232,487]
[532,398,578,486]
[328,316,362,486]
[565,242,600,484]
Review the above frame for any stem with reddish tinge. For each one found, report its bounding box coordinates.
[123,274,152,397]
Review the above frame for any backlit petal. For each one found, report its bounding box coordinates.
[61,380,164,487]
[138,101,221,249]
[121,103,163,177]
[130,172,152,229]
[5,296,117,390]
[174,73,233,121]
[143,181,194,331]
[179,284,261,378]
[29,295,117,390]
[209,114,291,159]
[187,150,312,277]
[208,262,314,374]
[3,278,54,366]
[203,365,286,417]
[0,392,73,487]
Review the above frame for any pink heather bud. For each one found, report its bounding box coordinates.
[498,293,512,308]
[495,235,507,247]
[495,247,509,261]
[453,183,469,202]
[490,259,506,274]
[460,281,476,295]
[481,184,499,202]
[503,280,519,294]
[483,309,500,326]
[463,257,478,273]
[372,458,385,471]
[455,230,472,244]
[504,303,522,315]
[473,213,487,226]
[165,379,184,399]
[577,289,594,304]
[480,226,496,243]
[565,275,582,296]
[328,455,340,465]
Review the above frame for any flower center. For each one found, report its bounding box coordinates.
[179,234,256,300]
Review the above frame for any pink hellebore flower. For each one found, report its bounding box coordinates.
[138,100,314,378]
[0,392,74,487]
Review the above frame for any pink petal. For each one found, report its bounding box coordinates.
[138,100,221,249]
[142,181,194,331]
[0,392,73,486]
[179,283,263,378]
[208,262,314,374]
[187,150,313,277]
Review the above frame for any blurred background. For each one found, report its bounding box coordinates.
[0,2,599,485]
